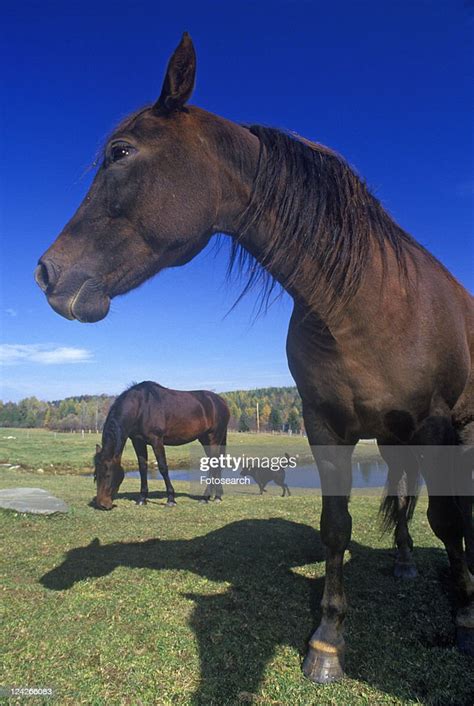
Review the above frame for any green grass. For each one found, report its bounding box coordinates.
[0,468,472,705]
[0,428,379,476]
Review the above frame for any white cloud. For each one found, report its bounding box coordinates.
[5,309,17,317]
[0,344,93,366]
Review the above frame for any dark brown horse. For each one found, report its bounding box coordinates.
[35,34,473,683]
[94,381,229,510]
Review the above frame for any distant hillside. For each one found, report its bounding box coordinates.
[0,387,303,434]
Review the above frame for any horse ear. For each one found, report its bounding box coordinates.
[154,32,196,114]
[95,444,102,454]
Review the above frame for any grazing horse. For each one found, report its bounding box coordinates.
[94,381,229,510]
[35,34,473,683]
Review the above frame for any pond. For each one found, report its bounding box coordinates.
[125,459,400,490]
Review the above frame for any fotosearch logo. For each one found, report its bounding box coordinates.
[199,453,298,473]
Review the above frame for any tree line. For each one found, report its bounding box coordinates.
[0,387,304,434]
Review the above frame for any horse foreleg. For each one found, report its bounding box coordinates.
[301,409,355,684]
[152,438,176,507]
[304,481,352,683]
[131,436,149,506]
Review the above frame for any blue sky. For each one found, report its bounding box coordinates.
[1,0,473,402]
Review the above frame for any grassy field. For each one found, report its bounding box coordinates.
[0,428,379,476]
[1,467,473,705]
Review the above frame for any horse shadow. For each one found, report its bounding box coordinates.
[40,519,472,705]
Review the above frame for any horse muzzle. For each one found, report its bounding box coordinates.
[35,261,110,323]
[94,495,114,511]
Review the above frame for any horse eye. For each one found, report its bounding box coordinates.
[110,143,135,163]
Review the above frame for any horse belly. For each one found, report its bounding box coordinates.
[163,413,208,446]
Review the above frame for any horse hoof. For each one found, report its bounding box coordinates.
[302,645,345,684]
[456,626,474,656]
[136,498,147,506]
[165,500,177,507]
[394,562,418,579]
[199,498,209,504]
[214,497,223,504]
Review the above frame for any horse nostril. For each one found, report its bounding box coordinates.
[34,264,48,291]
[34,260,57,292]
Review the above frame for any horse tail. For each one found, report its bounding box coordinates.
[378,463,421,535]
[378,492,419,535]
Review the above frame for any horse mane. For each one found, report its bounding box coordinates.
[98,411,123,459]
[229,125,450,316]
[93,412,122,482]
